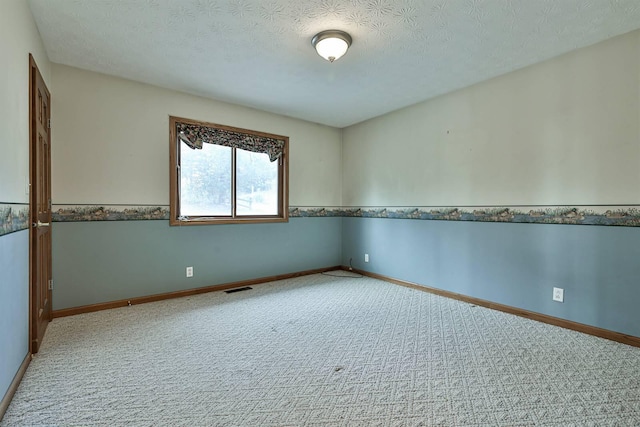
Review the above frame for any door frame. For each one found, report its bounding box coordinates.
[29,53,52,354]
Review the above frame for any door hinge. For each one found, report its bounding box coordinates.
[48,279,53,291]
[49,198,52,210]
[47,119,51,129]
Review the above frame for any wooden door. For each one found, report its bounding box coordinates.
[29,54,52,354]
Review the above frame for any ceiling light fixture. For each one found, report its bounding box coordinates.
[311,30,352,63]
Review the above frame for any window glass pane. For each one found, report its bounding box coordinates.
[180,141,232,216]
[236,149,279,216]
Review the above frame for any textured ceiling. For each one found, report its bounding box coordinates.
[28,0,640,128]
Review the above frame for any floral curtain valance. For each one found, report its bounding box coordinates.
[177,122,285,162]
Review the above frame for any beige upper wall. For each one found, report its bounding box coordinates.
[51,64,342,207]
[31,23,640,209]
[0,0,51,204]
[342,30,640,207]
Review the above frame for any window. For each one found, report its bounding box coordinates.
[169,116,288,225]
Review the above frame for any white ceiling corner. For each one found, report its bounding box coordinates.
[27,0,640,128]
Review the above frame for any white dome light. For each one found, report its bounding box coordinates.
[311,30,352,63]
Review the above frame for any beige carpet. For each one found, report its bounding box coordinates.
[2,272,640,426]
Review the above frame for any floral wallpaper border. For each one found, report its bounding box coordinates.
[0,204,30,237]
[44,204,640,227]
[291,205,640,227]
[52,205,170,222]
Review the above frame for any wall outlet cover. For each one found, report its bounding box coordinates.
[553,287,564,302]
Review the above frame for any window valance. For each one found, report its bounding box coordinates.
[177,122,285,162]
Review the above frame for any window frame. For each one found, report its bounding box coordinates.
[169,116,289,226]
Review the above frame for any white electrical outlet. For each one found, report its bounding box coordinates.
[364,254,369,263]
[186,266,193,278]
[553,287,564,302]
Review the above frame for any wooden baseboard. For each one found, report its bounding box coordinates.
[344,266,640,348]
[52,266,342,318]
[0,353,31,422]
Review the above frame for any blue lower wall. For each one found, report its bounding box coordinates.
[52,217,342,310]
[0,231,29,403]
[4,215,640,403]
[342,217,640,338]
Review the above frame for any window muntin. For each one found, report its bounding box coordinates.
[170,116,288,225]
